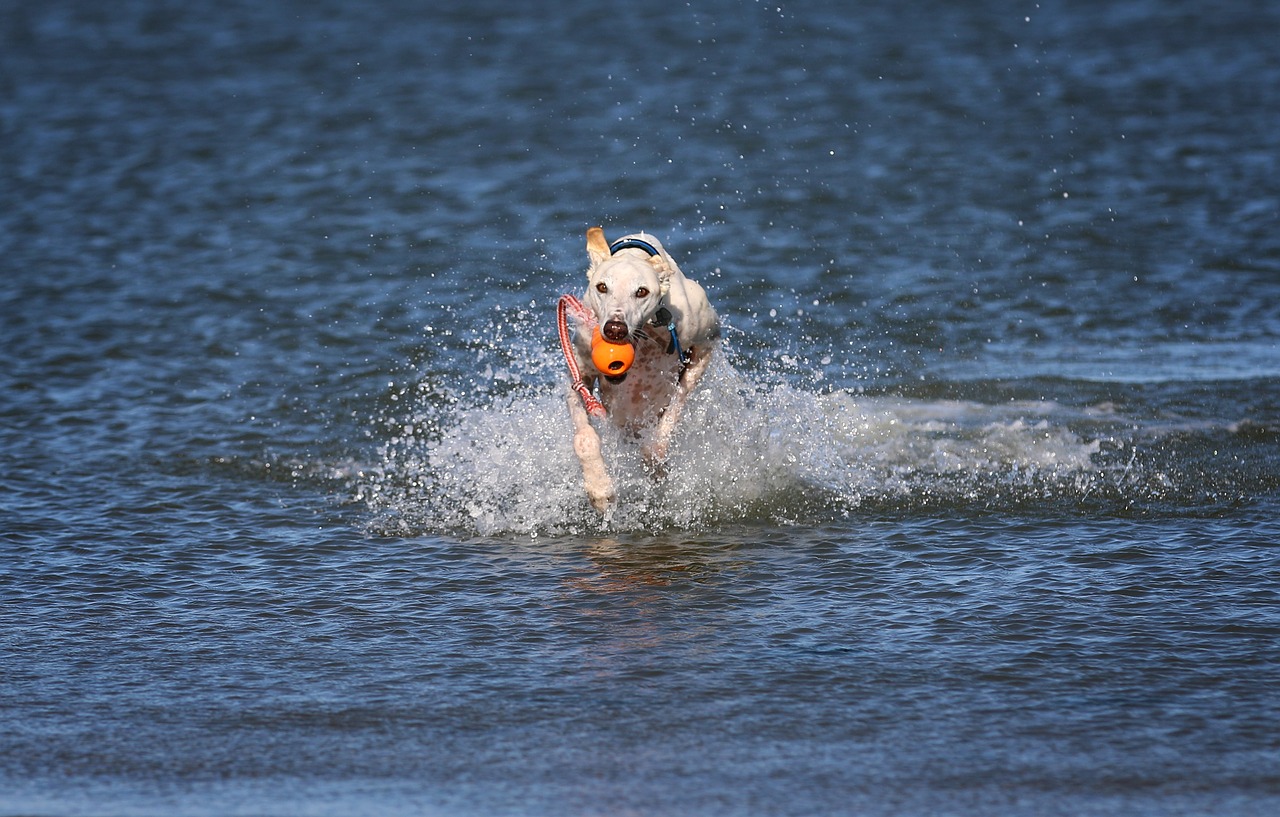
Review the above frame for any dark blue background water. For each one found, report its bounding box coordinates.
[3,1,1279,814]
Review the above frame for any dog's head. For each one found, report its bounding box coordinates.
[582,227,671,342]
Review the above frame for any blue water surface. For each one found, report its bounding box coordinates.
[2,1,1279,815]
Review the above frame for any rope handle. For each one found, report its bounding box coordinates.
[557,294,607,418]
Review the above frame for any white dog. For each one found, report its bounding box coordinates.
[560,227,720,513]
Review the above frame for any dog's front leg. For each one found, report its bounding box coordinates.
[642,350,714,473]
[566,389,616,513]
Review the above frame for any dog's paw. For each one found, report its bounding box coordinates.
[641,440,669,478]
[585,477,617,514]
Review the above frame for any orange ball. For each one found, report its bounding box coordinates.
[591,327,635,375]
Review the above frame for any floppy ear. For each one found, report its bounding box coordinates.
[649,253,673,299]
[586,226,611,271]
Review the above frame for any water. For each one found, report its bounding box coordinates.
[2,0,1279,814]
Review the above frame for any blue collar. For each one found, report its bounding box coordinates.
[609,237,661,257]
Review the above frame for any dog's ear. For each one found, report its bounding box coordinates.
[586,226,611,270]
[649,253,673,299]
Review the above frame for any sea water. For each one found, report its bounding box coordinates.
[2,1,1279,815]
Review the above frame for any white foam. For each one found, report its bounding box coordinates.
[358,355,1103,536]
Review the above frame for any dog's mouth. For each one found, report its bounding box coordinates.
[601,319,630,342]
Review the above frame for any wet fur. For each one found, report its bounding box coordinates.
[566,227,720,513]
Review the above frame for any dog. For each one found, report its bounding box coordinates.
[562,227,720,513]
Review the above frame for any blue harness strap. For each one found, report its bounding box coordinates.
[652,307,691,366]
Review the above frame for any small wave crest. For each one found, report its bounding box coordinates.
[356,355,1111,537]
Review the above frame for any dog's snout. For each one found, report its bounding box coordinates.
[602,319,629,342]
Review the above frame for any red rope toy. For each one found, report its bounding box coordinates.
[556,294,607,417]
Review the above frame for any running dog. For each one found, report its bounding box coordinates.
[560,227,720,513]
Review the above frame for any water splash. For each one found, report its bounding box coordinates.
[356,351,1111,537]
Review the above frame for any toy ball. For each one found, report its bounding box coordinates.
[591,327,635,375]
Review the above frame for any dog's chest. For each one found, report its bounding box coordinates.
[598,338,682,430]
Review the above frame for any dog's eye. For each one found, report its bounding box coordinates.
[635,287,650,298]
[596,282,608,294]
